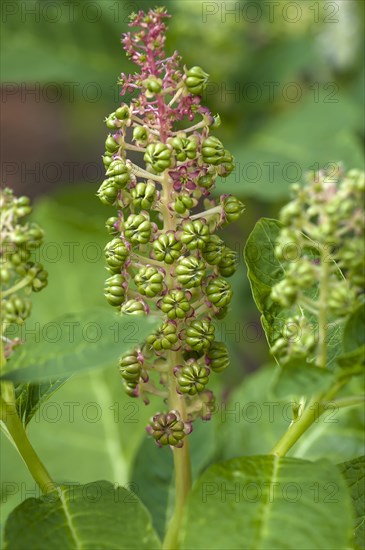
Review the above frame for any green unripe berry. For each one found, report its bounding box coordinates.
[186,319,215,352]
[131,181,156,211]
[104,238,129,273]
[153,233,182,264]
[173,193,195,215]
[202,136,225,165]
[105,217,120,236]
[185,66,209,95]
[115,105,131,120]
[222,195,245,223]
[147,321,178,351]
[134,266,164,297]
[124,213,152,245]
[206,341,230,373]
[121,299,147,315]
[206,277,233,307]
[143,76,163,94]
[198,174,215,189]
[176,362,210,395]
[119,351,143,384]
[104,274,126,307]
[149,411,186,447]
[175,257,206,288]
[202,235,225,265]
[181,220,210,250]
[3,294,32,325]
[105,134,120,153]
[169,137,197,162]
[144,142,172,173]
[160,289,191,319]
[97,178,122,205]
[218,248,238,277]
[133,126,148,143]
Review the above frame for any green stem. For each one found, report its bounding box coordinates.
[270,395,324,457]
[317,255,330,368]
[0,394,56,494]
[163,352,192,550]
[325,395,365,410]
[2,275,32,298]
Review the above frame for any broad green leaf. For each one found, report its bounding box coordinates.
[271,361,335,400]
[219,367,364,463]
[219,98,364,200]
[15,379,67,427]
[339,456,365,550]
[244,218,343,368]
[131,419,216,539]
[1,308,158,382]
[180,455,353,550]
[337,305,365,370]
[0,366,160,540]
[3,480,161,549]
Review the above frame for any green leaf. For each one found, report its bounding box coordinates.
[244,218,343,368]
[220,98,364,200]
[3,480,161,549]
[271,361,335,400]
[15,379,67,427]
[219,367,364,464]
[339,456,365,550]
[1,308,158,382]
[131,419,217,539]
[180,455,353,550]
[0,366,161,540]
[336,305,365,370]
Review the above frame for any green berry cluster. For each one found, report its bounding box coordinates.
[97,8,244,447]
[270,166,364,365]
[0,188,48,337]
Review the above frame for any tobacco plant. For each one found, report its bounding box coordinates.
[1,7,364,550]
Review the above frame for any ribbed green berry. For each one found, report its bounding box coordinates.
[217,150,235,177]
[104,274,126,306]
[186,319,215,352]
[218,248,238,277]
[131,181,156,211]
[327,282,356,317]
[115,105,131,120]
[9,247,31,266]
[97,178,122,205]
[104,238,129,273]
[160,289,191,319]
[210,114,221,129]
[133,126,148,143]
[147,321,178,351]
[175,257,206,288]
[153,233,182,264]
[149,411,186,447]
[202,136,225,165]
[206,277,233,307]
[169,137,197,162]
[106,160,130,184]
[31,264,48,292]
[119,351,143,384]
[134,266,164,297]
[121,299,147,315]
[102,154,113,167]
[176,362,210,395]
[271,279,298,307]
[144,142,172,173]
[173,193,195,215]
[206,341,230,373]
[14,196,31,218]
[105,217,120,235]
[124,213,152,245]
[2,295,32,325]
[202,235,225,265]
[185,66,209,95]
[143,76,163,94]
[105,134,120,153]
[198,174,215,189]
[223,195,245,223]
[181,220,210,250]
[123,381,139,397]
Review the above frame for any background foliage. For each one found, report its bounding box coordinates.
[1,0,364,546]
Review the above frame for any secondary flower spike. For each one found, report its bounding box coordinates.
[97,7,244,447]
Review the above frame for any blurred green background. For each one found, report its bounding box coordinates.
[1,0,364,539]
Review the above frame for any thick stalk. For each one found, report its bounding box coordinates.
[317,252,330,368]
[0,394,56,494]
